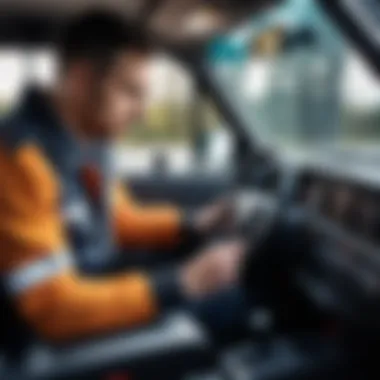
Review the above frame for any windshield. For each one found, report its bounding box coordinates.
[207,0,380,158]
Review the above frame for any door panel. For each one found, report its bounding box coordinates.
[125,174,234,208]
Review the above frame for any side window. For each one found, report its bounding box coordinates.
[0,49,56,111]
[118,55,234,176]
[0,50,235,176]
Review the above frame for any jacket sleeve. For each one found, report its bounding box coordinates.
[0,144,159,342]
[112,182,184,249]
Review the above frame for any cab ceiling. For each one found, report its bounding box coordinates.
[0,0,279,46]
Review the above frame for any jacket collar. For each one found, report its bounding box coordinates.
[18,87,111,176]
[19,87,97,172]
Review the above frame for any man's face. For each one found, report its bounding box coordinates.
[83,51,151,140]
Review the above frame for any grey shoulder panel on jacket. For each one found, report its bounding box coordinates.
[0,112,39,151]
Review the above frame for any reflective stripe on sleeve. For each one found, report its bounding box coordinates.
[3,252,74,296]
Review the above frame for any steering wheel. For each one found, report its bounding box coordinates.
[235,170,310,302]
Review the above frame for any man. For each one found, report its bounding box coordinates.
[0,11,246,343]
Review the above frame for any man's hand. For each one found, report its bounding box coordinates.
[180,239,247,299]
[193,198,235,236]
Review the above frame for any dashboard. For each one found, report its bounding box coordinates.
[286,165,380,327]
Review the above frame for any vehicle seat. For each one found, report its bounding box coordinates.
[0,312,212,380]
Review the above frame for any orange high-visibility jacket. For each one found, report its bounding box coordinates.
[0,89,184,342]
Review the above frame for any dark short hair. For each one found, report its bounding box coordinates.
[59,10,153,70]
